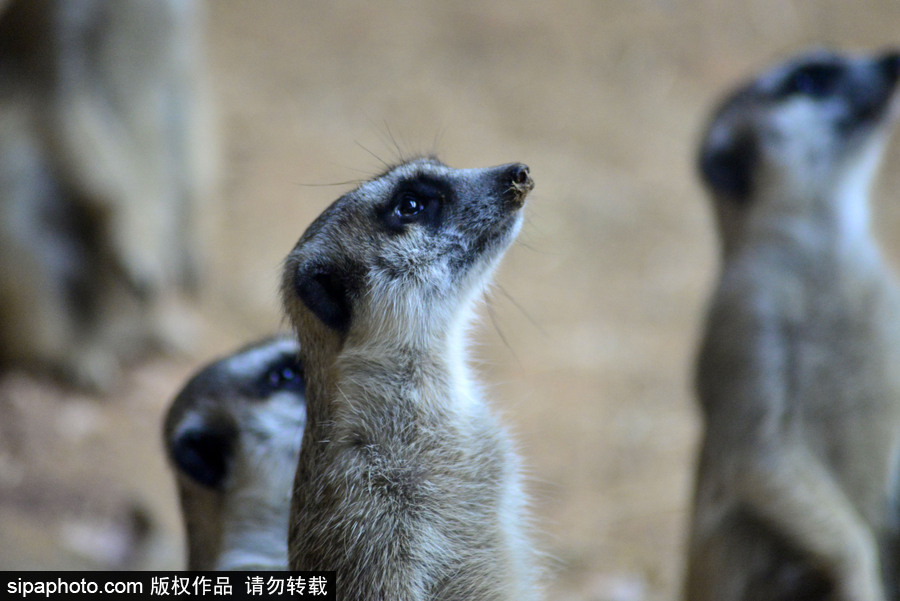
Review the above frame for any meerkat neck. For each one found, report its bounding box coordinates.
[746,172,877,260]
[339,336,465,396]
[215,489,289,570]
[336,305,479,417]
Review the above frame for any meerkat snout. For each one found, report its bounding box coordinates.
[163,335,306,570]
[510,163,531,185]
[504,162,534,199]
[875,51,900,93]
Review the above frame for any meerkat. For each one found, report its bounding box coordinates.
[0,0,215,389]
[685,49,900,601]
[163,335,306,570]
[281,157,541,599]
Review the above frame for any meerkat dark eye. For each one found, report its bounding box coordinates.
[395,194,425,219]
[379,179,447,233]
[780,64,841,99]
[256,358,305,397]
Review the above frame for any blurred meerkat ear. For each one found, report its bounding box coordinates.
[288,258,363,334]
[169,422,237,489]
[699,129,758,203]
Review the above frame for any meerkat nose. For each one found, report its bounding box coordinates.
[504,163,534,196]
[508,163,531,186]
[879,50,900,84]
[499,163,534,208]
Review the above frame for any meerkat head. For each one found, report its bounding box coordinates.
[281,157,533,355]
[163,335,306,570]
[699,49,900,249]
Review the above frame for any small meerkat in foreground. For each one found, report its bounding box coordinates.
[685,49,900,601]
[163,336,305,570]
[281,157,541,599]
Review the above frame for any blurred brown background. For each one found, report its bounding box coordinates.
[2,1,900,600]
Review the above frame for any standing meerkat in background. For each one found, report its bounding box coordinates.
[685,49,900,601]
[0,0,215,389]
[163,336,305,570]
[281,157,542,599]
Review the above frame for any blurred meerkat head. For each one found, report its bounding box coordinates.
[281,157,534,365]
[163,335,305,570]
[698,49,900,253]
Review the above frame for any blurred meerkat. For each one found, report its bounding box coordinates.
[685,49,900,601]
[163,335,305,570]
[0,0,215,389]
[281,158,542,599]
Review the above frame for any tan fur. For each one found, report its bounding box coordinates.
[282,158,542,599]
[163,335,306,570]
[0,0,215,389]
[685,50,900,601]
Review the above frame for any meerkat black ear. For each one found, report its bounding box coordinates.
[699,130,758,203]
[293,264,359,334]
[170,425,236,489]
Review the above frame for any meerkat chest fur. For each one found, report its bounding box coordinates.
[716,173,900,419]
[327,338,509,515]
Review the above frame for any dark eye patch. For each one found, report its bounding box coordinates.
[378,175,449,233]
[253,353,305,398]
[776,63,842,100]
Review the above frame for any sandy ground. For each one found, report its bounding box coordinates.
[2,1,900,599]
